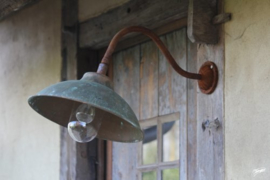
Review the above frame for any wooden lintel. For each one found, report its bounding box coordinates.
[79,0,188,49]
[187,0,218,44]
[0,0,40,21]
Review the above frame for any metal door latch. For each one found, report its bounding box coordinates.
[202,118,220,131]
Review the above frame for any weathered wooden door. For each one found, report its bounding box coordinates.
[110,23,224,180]
[112,27,192,180]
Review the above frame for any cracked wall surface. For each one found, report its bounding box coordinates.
[0,0,61,179]
[225,0,270,179]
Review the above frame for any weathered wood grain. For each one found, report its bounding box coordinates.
[60,0,78,179]
[60,127,77,180]
[159,28,187,179]
[97,140,104,180]
[187,39,198,180]
[109,21,224,180]
[157,29,188,179]
[112,45,140,180]
[140,40,159,120]
[76,140,98,180]
[104,18,188,54]
[106,140,113,180]
[79,0,188,49]
[187,0,218,44]
[158,29,187,115]
[196,9,225,180]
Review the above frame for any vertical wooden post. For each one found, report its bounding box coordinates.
[187,0,218,44]
[194,1,225,179]
[60,0,78,179]
[186,38,198,180]
[60,0,99,179]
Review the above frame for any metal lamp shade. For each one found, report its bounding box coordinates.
[28,72,143,142]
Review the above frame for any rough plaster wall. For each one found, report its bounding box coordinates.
[0,0,61,179]
[78,0,128,22]
[225,0,270,179]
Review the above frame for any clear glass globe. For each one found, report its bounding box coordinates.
[67,121,97,143]
[76,104,95,124]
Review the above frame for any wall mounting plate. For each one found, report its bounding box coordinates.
[198,61,218,94]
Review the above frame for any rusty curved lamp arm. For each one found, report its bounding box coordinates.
[97,26,201,80]
[97,26,218,94]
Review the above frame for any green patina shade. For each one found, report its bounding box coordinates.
[28,72,143,142]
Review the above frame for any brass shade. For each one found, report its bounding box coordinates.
[28,72,143,142]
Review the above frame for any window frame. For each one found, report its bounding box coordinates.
[137,112,181,180]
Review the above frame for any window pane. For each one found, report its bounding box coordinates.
[142,171,157,180]
[162,168,179,180]
[143,125,157,164]
[162,120,179,162]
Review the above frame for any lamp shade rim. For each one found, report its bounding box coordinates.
[28,79,144,142]
[28,94,140,129]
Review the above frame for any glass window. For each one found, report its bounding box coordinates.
[137,113,180,180]
[142,171,157,180]
[162,120,179,162]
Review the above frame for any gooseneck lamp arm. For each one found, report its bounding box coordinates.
[97,26,201,79]
[96,26,218,94]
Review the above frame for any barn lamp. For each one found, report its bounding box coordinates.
[28,26,218,143]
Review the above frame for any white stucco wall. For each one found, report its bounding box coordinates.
[78,0,128,22]
[225,0,270,179]
[0,0,61,180]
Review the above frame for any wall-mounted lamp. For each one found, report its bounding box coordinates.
[28,26,218,143]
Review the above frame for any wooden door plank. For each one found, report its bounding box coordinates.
[158,29,187,115]
[112,45,140,180]
[186,39,198,180]
[79,0,188,49]
[140,40,159,120]
[113,47,140,117]
[158,29,188,180]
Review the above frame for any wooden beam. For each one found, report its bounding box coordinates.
[98,18,187,56]
[0,0,39,21]
[187,0,218,44]
[195,0,225,179]
[79,0,188,49]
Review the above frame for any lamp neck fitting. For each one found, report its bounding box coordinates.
[81,72,114,90]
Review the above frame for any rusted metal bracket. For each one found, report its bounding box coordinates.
[202,118,221,131]
[188,0,231,44]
